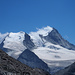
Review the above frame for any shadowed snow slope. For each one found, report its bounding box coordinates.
[18,49,50,72]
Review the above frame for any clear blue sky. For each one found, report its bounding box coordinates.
[0,0,75,44]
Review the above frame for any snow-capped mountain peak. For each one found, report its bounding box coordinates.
[1,32,26,58]
[29,26,53,37]
[3,32,26,51]
[29,26,53,47]
[36,26,53,36]
[29,26,75,50]
[0,31,35,59]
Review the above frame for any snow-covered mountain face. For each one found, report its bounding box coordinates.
[29,26,75,73]
[3,32,26,51]
[29,26,75,50]
[0,49,50,75]
[0,26,75,74]
[0,32,35,58]
[0,31,50,73]
[29,26,53,47]
[32,43,75,73]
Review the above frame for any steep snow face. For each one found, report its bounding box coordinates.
[3,32,26,58]
[29,26,53,46]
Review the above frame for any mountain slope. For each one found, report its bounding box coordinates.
[32,44,75,73]
[29,26,75,73]
[0,31,50,73]
[18,49,50,72]
[44,28,75,50]
[0,32,35,59]
[29,27,75,50]
[0,49,50,75]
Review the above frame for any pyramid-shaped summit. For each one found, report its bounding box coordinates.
[29,26,75,50]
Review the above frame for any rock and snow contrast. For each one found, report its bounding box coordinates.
[0,26,75,74]
[0,32,35,59]
[29,26,75,50]
[18,49,50,72]
[0,31,50,73]
[0,49,50,75]
[29,26,53,47]
[3,32,26,58]
[29,26,75,73]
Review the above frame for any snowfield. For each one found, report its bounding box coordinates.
[32,42,75,73]
[33,44,75,61]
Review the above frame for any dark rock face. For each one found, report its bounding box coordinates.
[0,49,50,75]
[44,28,75,50]
[23,33,35,50]
[53,62,75,75]
[18,49,50,73]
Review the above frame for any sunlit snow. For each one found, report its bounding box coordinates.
[3,32,26,58]
[32,42,75,61]
[29,26,53,46]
